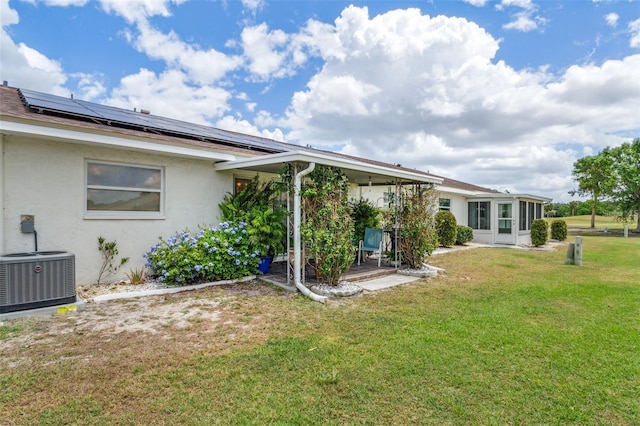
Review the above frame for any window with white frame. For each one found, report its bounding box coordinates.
[86,161,163,215]
[439,198,451,211]
[468,201,491,230]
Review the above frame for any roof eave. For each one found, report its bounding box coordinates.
[214,151,443,185]
[0,119,237,162]
[468,192,553,203]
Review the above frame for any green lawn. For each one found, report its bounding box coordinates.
[549,215,633,230]
[1,237,639,425]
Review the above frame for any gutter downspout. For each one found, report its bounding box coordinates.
[293,162,327,303]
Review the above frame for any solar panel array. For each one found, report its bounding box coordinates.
[18,88,290,153]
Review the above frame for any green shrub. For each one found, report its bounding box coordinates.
[399,185,439,268]
[435,210,458,247]
[455,225,474,245]
[550,219,568,241]
[300,166,355,286]
[350,199,381,240]
[144,221,260,285]
[531,219,548,247]
[219,175,287,257]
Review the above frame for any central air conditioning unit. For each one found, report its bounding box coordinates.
[0,251,75,313]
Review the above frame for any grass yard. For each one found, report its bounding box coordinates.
[551,215,634,230]
[1,237,639,425]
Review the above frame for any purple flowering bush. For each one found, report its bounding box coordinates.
[144,221,260,285]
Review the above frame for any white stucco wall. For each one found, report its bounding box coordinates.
[2,135,233,285]
[438,191,468,226]
[351,185,392,208]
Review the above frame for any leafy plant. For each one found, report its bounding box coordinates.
[550,220,568,241]
[97,237,129,285]
[247,207,287,257]
[220,175,288,257]
[350,198,381,240]
[455,225,474,245]
[219,175,278,222]
[399,184,439,269]
[299,165,355,286]
[126,267,147,285]
[435,210,457,247]
[531,219,548,247]
[144,222,260,285]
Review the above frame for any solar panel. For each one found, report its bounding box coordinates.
[18,88,290,153]
[19,89,100,117]
[76,100,153,127]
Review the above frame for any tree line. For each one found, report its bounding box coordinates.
[545,200,620,218]
[570,138,639,231]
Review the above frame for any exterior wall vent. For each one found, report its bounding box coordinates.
[0,252,75,313]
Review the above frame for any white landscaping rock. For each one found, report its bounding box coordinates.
[309,281,363,297]
[423,263,446,273]
[397,264,440,278]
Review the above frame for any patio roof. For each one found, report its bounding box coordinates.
[214,151,443,186]
[468,192,552,203]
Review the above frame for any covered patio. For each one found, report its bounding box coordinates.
[260,257,398,290]
[214,150,441,301]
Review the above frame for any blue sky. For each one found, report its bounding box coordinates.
[1,0,639,202]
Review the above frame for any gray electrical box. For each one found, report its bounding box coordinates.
[20,215,35,234]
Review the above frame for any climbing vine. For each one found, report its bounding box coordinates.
[299,165,355,286]
[398,184,438,269]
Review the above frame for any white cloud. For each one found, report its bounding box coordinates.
[497,0,546,32]
[72,73,107,100]
[0,0,18,26]
[0,0,69,93]
[99,0,186,24]
[280,7,639,202]
[605,12,619,27]
[130,21,242,84]
[216,115,285,141]
[17,43,61,74]
[462,0,488,6]
[101,1,242,123]
[241,23,293,81]
[503,13,538,31]
[241,0,264,13]
[629,18,640,48]
[0,31,68,94]
[239,17,346,82]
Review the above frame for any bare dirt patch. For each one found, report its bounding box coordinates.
[0,281,294,369]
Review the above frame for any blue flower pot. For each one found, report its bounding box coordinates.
[257,256,273,274]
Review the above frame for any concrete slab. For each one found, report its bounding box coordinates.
[358,274,422,291]
[0,298,86,321]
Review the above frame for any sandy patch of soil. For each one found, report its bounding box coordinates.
[0,281,291,369]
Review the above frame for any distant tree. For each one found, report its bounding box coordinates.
[547,202,571,217]
[569,201,578,217]
[544,203,555,217]
[576,200,612,217]
[608,138,640,231]
[570,151,617,228]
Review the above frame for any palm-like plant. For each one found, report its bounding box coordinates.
[219,175,288,258]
